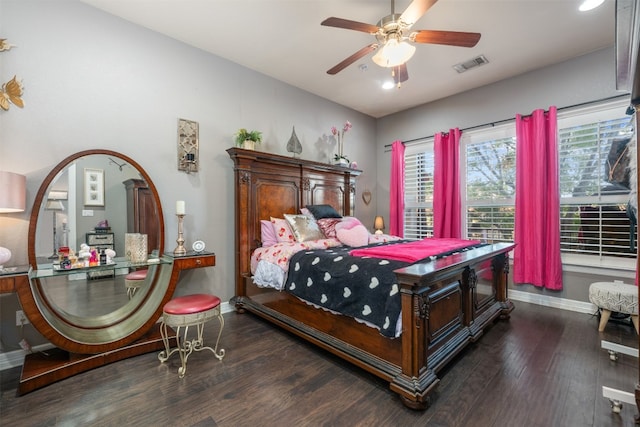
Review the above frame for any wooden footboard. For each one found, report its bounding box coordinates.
[227,147,514,409]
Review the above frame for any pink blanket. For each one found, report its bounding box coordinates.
[349,238,481,263]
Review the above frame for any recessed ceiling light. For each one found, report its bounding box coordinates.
[579,0,604,11]
[382,81,395,90]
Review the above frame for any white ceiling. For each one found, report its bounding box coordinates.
[79,0,616,118]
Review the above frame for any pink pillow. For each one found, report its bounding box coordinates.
[261,220,278,247]
[335,216,364,231]
[270,217,296,243]
[300,207,314,219]
[336,224,369,247]
[317,218,342,238]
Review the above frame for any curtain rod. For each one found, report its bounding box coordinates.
[384,94,630,148]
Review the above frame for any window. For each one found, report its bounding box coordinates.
[558,100,635,266]
[402,99,635,271]
[462,125,516,244]
[404,142,434,240]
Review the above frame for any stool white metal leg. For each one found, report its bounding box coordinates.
[159,313,225,378]
[158,294,225,378]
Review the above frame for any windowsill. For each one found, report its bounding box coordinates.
[560,254,636,278]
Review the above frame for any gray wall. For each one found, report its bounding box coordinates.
[0,0,376,352]
[374,46,633,303]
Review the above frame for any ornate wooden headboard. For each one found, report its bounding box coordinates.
[227,148,362,295]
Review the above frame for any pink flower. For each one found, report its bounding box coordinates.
[330,120,353,162]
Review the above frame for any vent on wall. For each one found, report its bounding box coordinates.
[453,55,489,73]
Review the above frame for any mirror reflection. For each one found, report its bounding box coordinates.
[32,154,161,319]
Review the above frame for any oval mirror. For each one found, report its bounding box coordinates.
[24,149,167,353]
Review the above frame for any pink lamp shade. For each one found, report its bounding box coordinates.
[0,171,26,213]
[0,171,26,269]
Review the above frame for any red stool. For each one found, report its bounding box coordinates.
[158,294,225,378]
[124,269,148,299]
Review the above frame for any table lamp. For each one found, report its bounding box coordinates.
[374,216,385,235]
[0,171,26,269]
[45,198,65,259]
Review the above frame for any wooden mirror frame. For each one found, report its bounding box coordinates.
[20,149,167,354]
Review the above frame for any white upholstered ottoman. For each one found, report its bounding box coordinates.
[589,281,638,334]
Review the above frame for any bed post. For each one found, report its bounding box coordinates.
[227,149,256,309]
[492,251,514,318]
[389,275,438,410]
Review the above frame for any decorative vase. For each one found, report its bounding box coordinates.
[334,158,349,167]
[242,140,255,150]
[125,233,148,263]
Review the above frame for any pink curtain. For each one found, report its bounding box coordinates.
[433,128,461,238]
[514,107,563,290]
[389,140,405,237]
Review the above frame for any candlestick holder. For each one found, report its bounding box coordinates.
[173,214,187,255]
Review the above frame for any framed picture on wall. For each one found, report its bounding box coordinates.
[84,168,104,206]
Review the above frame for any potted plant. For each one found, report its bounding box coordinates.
[235,128,262,150]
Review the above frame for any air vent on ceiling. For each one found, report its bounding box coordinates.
[453,55,489,73]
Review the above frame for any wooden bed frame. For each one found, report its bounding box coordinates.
[227,147,515,410]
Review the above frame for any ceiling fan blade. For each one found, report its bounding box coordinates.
[400,0,438,27]
[393,64,409,84]
[321,17,380,34]
[327,44,378,75]
[412,30,481,47]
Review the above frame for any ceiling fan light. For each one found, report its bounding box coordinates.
[372,38,416,68]
[578,0,604,11]
[382,80,395,90]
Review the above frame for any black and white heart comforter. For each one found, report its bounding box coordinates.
[285,244,410,338]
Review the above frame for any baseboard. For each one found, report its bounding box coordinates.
[0,343,56,371]
[509,289,597,315]
[0,301,235,372]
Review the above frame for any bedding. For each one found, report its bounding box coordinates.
[253,237,486,337]
[271,217,296,243]
[285,243,409,337]
[284,213,325,242]
[251,239,342,289]
[260,219,278,247]
[350,237,483,263]
[335,217,369,247]
[306,204,342,219]
[316,217,341,238]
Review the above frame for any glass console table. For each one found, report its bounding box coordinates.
[15,251,215,395]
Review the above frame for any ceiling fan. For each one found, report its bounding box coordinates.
[321,0,481,86]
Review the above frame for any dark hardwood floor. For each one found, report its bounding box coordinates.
[1,301,638,427]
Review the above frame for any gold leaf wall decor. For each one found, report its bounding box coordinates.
[0,75,24,111]
[0,39,15,52]
[0,38,24,111]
